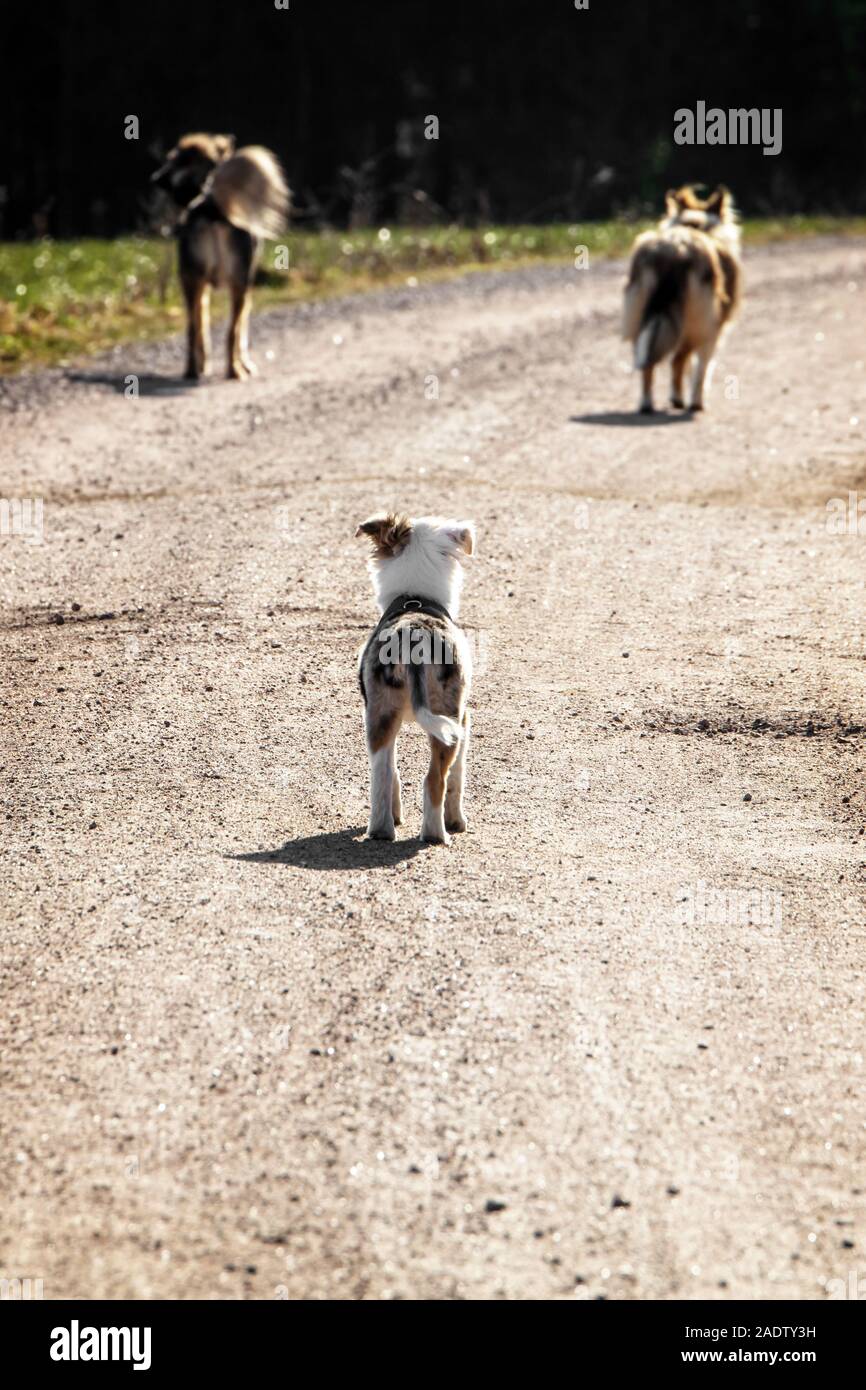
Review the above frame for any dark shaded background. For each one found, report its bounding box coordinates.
[2,0,864,238]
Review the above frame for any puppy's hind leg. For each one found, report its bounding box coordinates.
[366,712,400,841]
[391,763,403,827]
[422,735,458,845]
[670,348,691,409]
[639,364,655,414]
[689,334,720,412]
[444,709,470,833]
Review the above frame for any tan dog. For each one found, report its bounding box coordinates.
[623,185,741,412]
[355,514,475,844]
[152,133,289,380]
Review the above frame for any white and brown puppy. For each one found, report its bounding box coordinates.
[355,513,475,844]
[623,185,741,413]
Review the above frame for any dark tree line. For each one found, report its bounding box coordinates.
[2,0,864,239]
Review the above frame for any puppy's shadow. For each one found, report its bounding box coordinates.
[570,411,695,427]
[65,371,199,397]
[229,825,427,871]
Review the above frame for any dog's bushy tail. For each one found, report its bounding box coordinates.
[409,662,461,746]
[210,146,290,239]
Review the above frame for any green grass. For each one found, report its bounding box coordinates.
[2,217,864,373]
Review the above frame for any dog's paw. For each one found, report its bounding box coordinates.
[367,823,396,841]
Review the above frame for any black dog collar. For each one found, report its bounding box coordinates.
[375,593,453,635]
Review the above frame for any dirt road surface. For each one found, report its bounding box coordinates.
[2,239,865,1301]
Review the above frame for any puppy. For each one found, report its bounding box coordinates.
[622,185,741,413]
[355,513,475,844]
[152,133,290,380]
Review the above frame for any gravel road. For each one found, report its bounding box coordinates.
[2,238,865,1300]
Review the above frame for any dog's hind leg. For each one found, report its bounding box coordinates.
[181,275,197,378]
[227,284,253,380]
[366,711,400,840]
[200,287,212,375]
[182,276,210,379]
[670,349,691,409]
[444,709,470,834]
[238,289,257,377]
[422,735,459,845]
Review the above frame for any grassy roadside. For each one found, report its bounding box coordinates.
[1,217,864,374]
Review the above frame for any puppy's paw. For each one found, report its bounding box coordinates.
[367,823,396,841]
[422,829,451,847]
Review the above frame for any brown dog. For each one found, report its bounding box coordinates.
[152,133,289,380]
[622,185,741,412]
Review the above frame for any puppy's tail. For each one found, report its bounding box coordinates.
[625,242,688,368]
[210,145,290,239]
[634,268,686,368]
[409,662,461,746]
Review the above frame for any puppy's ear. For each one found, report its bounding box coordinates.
[354,513,413,556]
[214,134,236,160]
[445,521,476,557]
